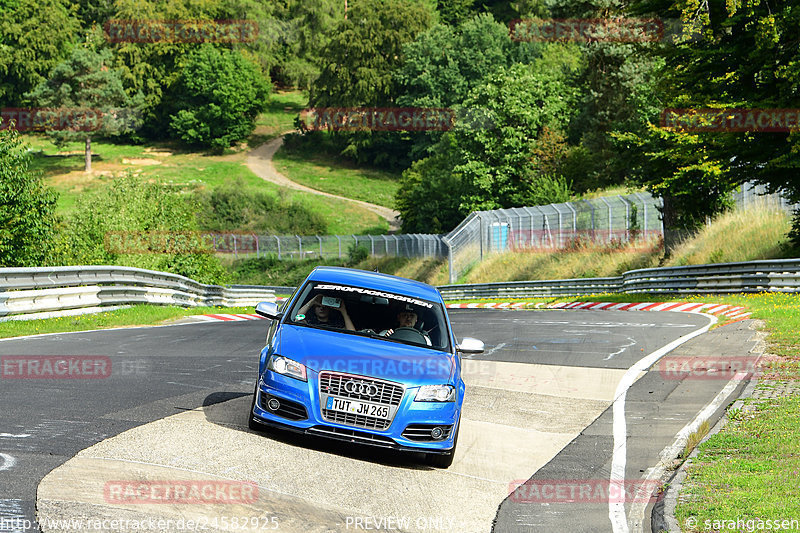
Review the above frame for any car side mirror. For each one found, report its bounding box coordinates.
[255,301,282,321]
[457,337,484,354]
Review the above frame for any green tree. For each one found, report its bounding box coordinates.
[167,45,270,150]
[620,0,800,242]
[109,0,229,140]
[394,13,513,160]
[311,0,434,107]
[0,0,80,106]
[395,134,466,233]
[0,127,58,266]
[27,43,142,172]
[397,58,578,232]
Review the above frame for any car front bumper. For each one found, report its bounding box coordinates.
[251,370,460,453]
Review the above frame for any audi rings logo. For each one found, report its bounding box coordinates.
[344,380,379,397]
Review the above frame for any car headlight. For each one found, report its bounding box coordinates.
[267,355,307,381]
[415,384,455,402]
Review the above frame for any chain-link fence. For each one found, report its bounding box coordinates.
[208,183,794,283]
[442,193,664,282]
[208,233,446,261]
[733,181,797,212]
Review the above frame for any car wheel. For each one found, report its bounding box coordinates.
[425,418,459,468]
[248,383,268,432]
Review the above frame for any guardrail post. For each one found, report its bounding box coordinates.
[317,235,323,258]
[336,235,342,258]
[274,236,281,259]
[368,235,375,255]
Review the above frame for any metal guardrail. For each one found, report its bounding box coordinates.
[1,259,798,318]
[0,266,281,318]
[437,258,800,299]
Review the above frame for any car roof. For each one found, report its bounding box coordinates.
[307,266,442,302]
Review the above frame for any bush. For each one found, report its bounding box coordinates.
[0,128,58,266]
[55,176,228,284]
[168,45,271,150]
[196,182,327,235]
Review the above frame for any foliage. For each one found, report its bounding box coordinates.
[27,42,143,170]
[0,0,80,106]
[311,0,434,107]
[0,128,58,266]
[397,55,580,232]
[195,182,327,235]
[167,45,270,150]
[621,0,800,238]
[54,176,228,284]
[395,134,467,233]
[346,242,369,263]
[394,13,513,160]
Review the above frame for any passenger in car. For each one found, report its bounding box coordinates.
[296,294,355,331]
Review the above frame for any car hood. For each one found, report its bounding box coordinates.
[276,325,455,384]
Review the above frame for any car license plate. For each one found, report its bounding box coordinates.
[326,396,390,419]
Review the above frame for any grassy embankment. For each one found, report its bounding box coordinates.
[461,205,793,283]
[24,91,387,235]
[272,140,401,209]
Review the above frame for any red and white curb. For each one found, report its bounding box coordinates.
[446,301,751,320]
[193,301,751,322]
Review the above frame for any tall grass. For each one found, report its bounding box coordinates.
[666,205,792,266]
[460,205,793,283]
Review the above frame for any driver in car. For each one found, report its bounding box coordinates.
[381,305,431,345]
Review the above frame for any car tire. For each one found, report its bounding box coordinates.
[425,418,459,468]
[248,383,269,432]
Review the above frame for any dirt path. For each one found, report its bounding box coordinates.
[246,135,401,232]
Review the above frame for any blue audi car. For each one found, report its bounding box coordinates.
[248,266,484,468]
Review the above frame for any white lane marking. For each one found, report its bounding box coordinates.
[471,342,506,359]
[604,336,637,361]
[487,342,507,355]
[627,371,748,532]
[0,433,30,438]
[608,313,717,533]
[165,381,208,389]
[0,453,16,471]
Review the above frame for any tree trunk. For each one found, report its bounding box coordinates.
[84,136,92,173]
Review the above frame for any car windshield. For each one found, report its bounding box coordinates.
[286,281,450,351]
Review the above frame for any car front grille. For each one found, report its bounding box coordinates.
[319,371,404,430]
[319,372,404,405]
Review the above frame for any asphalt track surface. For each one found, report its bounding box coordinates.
[0,309,756,532]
